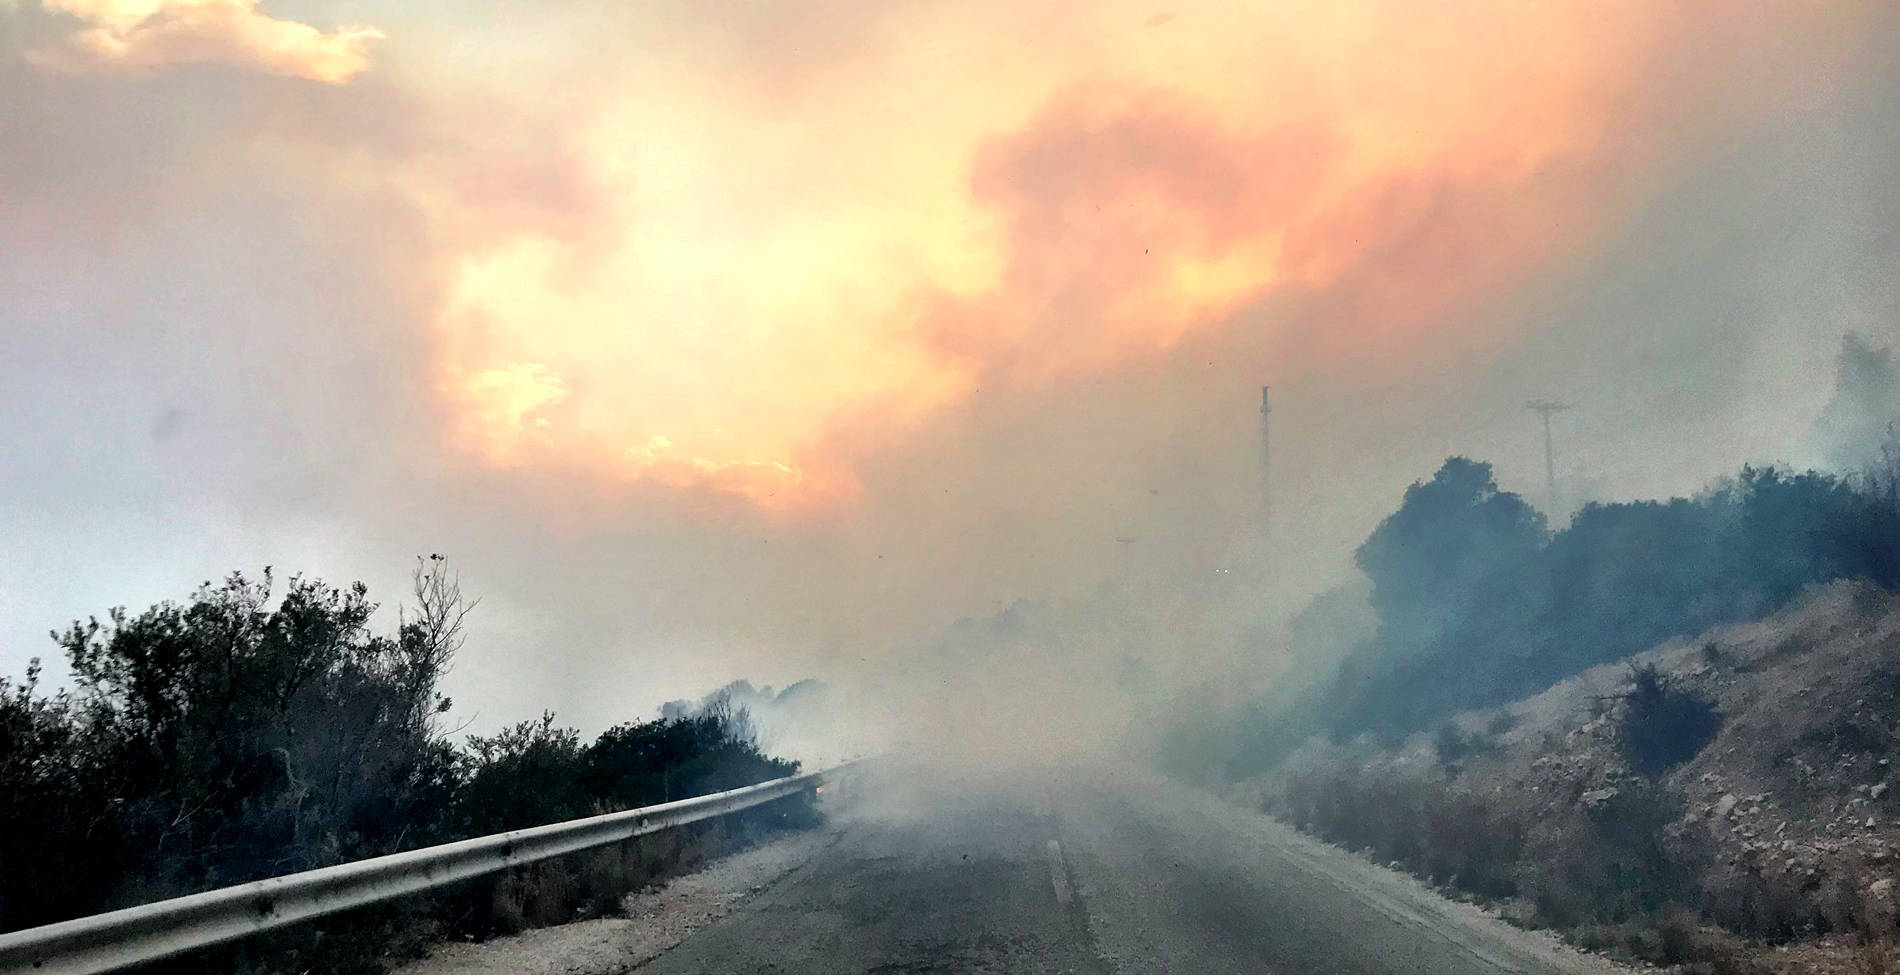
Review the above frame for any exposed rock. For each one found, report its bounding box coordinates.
[1580,788,1617,810]
[1254,582,1900,972]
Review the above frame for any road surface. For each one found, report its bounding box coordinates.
[412,762,1625,974]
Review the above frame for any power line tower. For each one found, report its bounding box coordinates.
[1526,399,1572,515]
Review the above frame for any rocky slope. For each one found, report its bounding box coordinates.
[1253,581,1900,972]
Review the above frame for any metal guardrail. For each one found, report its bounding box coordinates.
[0,764,849,975]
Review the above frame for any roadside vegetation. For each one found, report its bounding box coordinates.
[0,557,810,974]
[1169,338,1900,973]
[1258,583,1900,973]
[1221,455,1900,775]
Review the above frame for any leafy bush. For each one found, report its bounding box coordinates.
[1433,722,1499,772]
[1271,754,1698,929]
[459,713,590,834]
[582,696,796,810]
[1619,664,1721,776]
[451,700,800,837]
[0,559,812,974]
[0,662,119,928]
[1271,756,1524,898]
[1255,457,1900,753]
[1522,782,1697,926]
[1,564,464,930]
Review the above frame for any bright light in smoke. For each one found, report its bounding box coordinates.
[410,0,1843,510]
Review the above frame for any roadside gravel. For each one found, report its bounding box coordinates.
[393,827,840,975]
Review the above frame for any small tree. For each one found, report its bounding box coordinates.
[40,565,469,910]
[0,662,120,929]
[397,555,474,737]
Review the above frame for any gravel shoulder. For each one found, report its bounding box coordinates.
[393,826,842,975]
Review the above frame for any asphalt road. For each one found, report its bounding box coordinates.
[632,763,1626,975]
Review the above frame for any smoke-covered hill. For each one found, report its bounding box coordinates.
[1251,581,1900,972]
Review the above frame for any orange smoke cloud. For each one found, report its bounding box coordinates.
[29,0,380,81]
[409,0,1861,509]
[930,88,1342,380]
[443,363,568,467]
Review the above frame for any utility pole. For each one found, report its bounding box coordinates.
[1526,399,1572,515]
[1260,386,1272,542]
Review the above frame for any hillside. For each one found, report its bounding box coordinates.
[1251,581,1900,973]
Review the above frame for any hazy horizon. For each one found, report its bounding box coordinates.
[4,0,1899,745]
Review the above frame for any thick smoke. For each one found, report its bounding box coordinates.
[1810,334,1900,473]
[1,0,1898,773]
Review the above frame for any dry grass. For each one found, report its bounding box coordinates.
[1850,938,1899,975]
[1249,584,1900,973]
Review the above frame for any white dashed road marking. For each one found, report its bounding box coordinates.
[1047,839,1072,905]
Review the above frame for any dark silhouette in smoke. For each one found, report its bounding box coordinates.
[1211,441,1900,776]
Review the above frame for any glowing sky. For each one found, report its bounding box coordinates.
[4,0,1897,730]
[27,0,379,79]
[16,0,1851,509]
[418,0,1679,508]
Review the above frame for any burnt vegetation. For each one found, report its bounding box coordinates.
[0,557,807,972]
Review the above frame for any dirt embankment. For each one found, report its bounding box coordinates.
[1251,581,1900,974]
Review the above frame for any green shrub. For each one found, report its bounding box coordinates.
[0,559,815,974]
[459,713,590,834]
